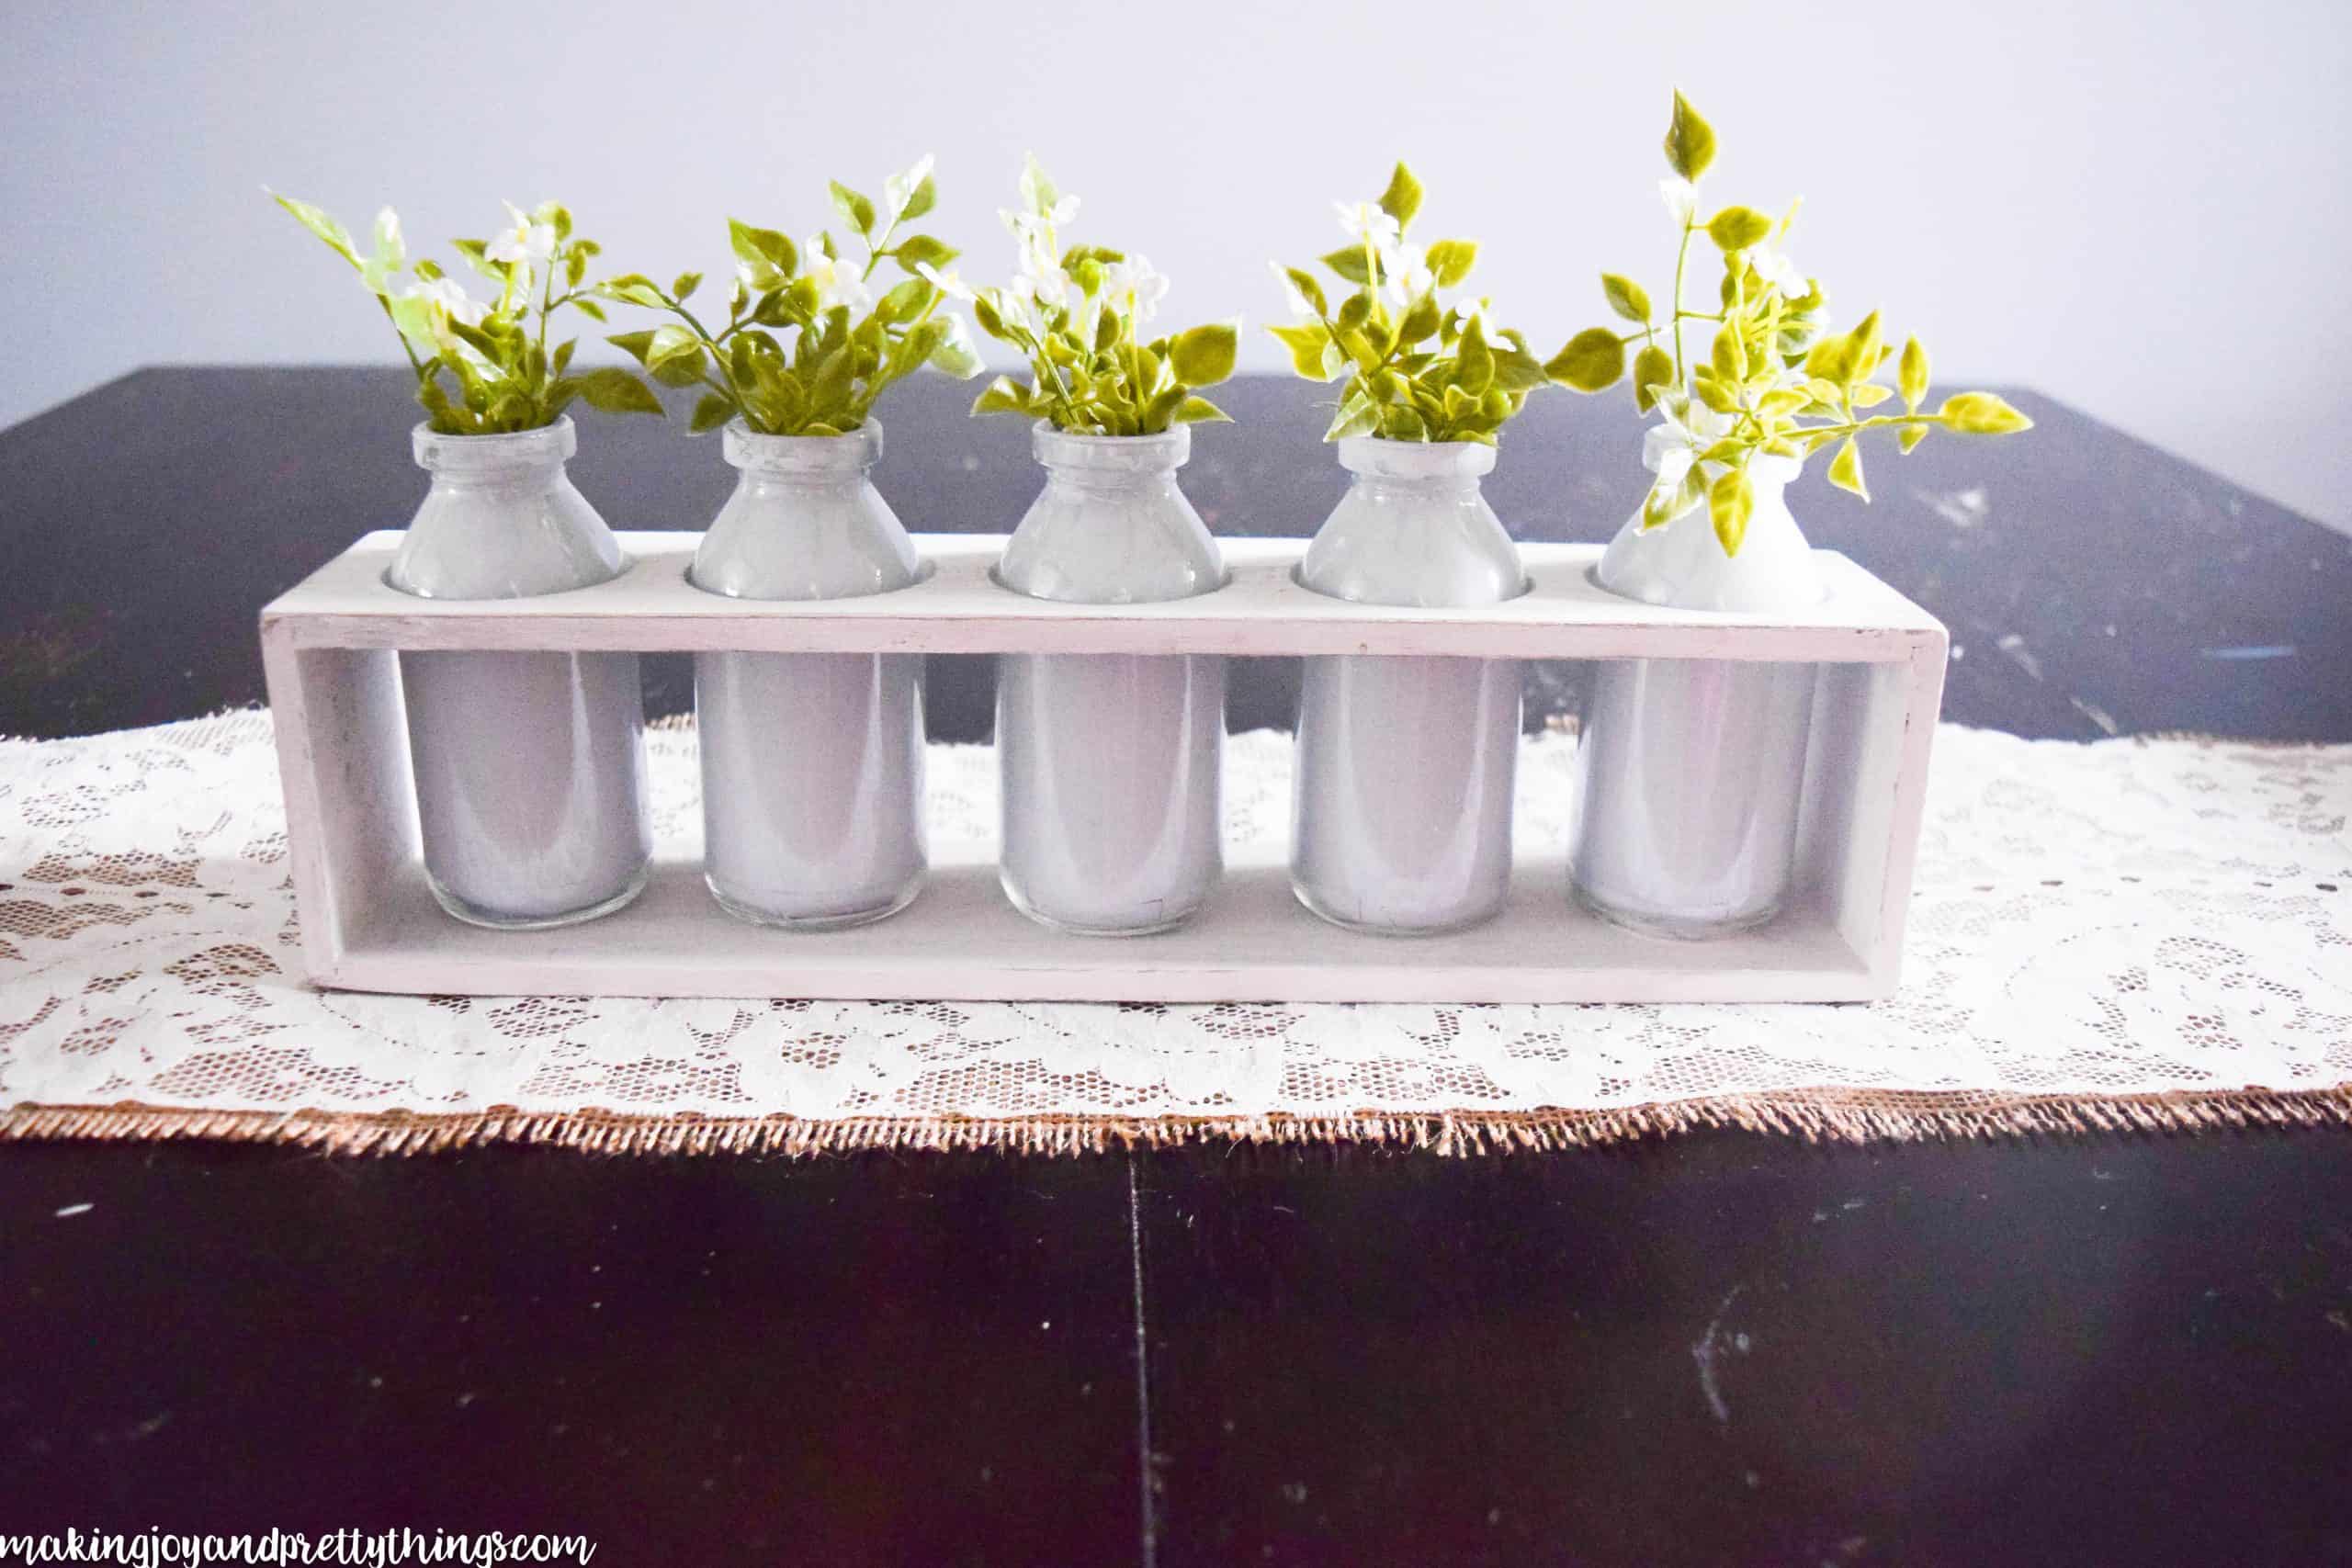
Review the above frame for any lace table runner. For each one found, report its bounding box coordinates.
[3,713,2347,1154]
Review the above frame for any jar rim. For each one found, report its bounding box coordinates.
[411,415,577,470]
[1032,422,1191,471]
[1336,434,1497,479]
[722,416,883,470]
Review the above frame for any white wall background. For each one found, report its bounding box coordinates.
[4,0,2347,528]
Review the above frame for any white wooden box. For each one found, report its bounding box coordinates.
[260,532,1946,1004]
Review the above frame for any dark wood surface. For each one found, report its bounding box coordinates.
[3,370,2349,1563]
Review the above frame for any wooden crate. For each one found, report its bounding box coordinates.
[260,532,1946,1003]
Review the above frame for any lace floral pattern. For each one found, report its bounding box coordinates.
[3,714,2347,1141]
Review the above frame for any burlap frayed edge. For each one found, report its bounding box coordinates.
[4,1085,2351,1157]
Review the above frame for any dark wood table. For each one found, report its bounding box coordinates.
[4,370,2349,1563]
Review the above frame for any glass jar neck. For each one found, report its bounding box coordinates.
[1336,435,1494,498]
[1033,423,1190,490]
[411,418,576,486]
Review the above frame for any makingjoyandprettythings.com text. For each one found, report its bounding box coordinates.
[0,1530,595,1566]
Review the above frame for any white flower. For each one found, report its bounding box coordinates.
[800,233,871,313]
[1645,397,1736,492]
[410,274,485,327]
[1382,241,1434,306]
[1332,198,1402,254]
[1659,176,1699,227]
[1102,254,1170,325]
[883,153,935,223]
[1451,295,1507,341]
[1747,240,1805,298]
[486,200,557,268]
[915,260,975,301]
[1005,220,1070,311]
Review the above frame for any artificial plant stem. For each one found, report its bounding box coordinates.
[1669,216,1696,391]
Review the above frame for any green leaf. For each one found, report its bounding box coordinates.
[1492,347,1547,394]
[1938,390,2033,434]
[1706,207,1773,251]
[1709,467,1753,557]
[606,330,659,367]
[727,220,797,288]
[1376,163,1424,230]
[1804,334,1856,386]
[874,277,932,323]
[892,234,959,274]
[1898,336,1929,413]
[1453,320,1494,395]
[1324,391,1379,441]
[1425,239,1476,288]
[270,192,358,266]
[1396,292,1442,347]
[899,174,937,222]
[450,238,502,283]
[1632,344,1675,413]
[1380,403,1429,441]
[1544,328,1626,393]
[646,323,706,387]
[570,298,607,323]
[1321,247,1373,286]
[1827,437,1869,501]
[1898,422,1930,454]
[1170,395,1229,424]
[1283,267,1329,316]
[1844,311,1884,389]
[551,339,576,377]
[574,367,663,417]
[972,374,1032,416]
[1270,322,1337,381]
[1711,325,1747,382]
[1169,321,1239,387]
[689,392,735,434]
[829,180,877,237]
[929,321,984,378]
[1601,274,1652,323]
[672,272,703,302]
[1665,90,1716,180]
[599,275,668,310]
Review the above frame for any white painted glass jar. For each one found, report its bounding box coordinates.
[1291,438,1524,934]
[995,424,1225,935]
[1571,450,1822,937]
[386,418,650,929]
[690,420,926,929]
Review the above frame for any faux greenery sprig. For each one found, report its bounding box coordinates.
[594,155,982,437]
[1272,164,1575,444]
[273,194,661,434]
[964,156,1238,435]
[1554,94,2032,555]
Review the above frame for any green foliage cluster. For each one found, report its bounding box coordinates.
[1272,164,1586,444]
[1558,93,2033,556]
[272,194,660,434]
[967,156,1238,435]
[596,155,983,437]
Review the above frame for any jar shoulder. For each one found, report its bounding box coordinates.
[1299,481,1524,607]
[691,475,922,601]
[998,470,1224,604]
[389,472,624,601]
